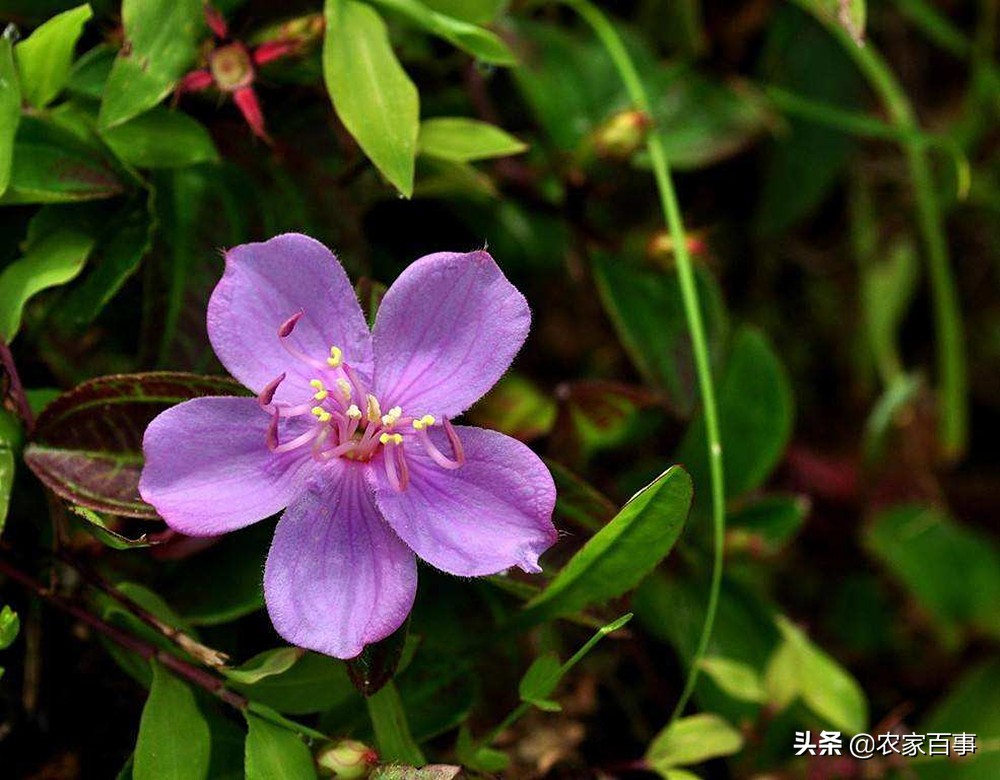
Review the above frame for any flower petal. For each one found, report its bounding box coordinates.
[139,397,313,536]
[208,233,372,402]
[372,250,530,418]
[369,426,557,576]
[264,463,417,659]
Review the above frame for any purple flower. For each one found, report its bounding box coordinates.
[139,234,557,659]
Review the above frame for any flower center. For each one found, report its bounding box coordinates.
[258,310,464,491]
[209,43,255,92]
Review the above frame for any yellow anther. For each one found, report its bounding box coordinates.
[366,394,382,423]
[346,404,362,420]
[327,346,343,368]
[313,390,328,401]
[310,380,328,400]
[380,406,403,428]
[412,414,436,431]
[379,432,403,445]
[311,406,331,423]
[336,378,352,399]
[310,379,324,390]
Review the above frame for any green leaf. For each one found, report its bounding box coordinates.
[134,662,211,780]
[99,0,204,129]
[367,680,426,765]
[468,374,556,442]
[0,604,19,649]
[861,237,918,382]
[14,4,93,108]
[517,467,691,626]
[863,505,1000,643]
[0,205,98,340]
[646,713,744,772]
[24,372,246,518]
[323,0,419,196]
[0,408,22,535]
[456,724,509,773]
[66,44,116,99]
[697,657,766,704]
[102,107,219,169]
[1,115,124,204]
[764,616,868,733]
[68,505,154,549]
[420,0,506,24]
[916,659,1000,780]
[418,117,526,162]
[230,652,356,715]
[546,459,616,533]
[225,649,306,686]
[367,0,515,65]
[592,254,726,414]
[0,34,22,197]
[677,327,793,501]
[518,652,562,709]
[244,713,317,780]
[800,0,866,44]
[726,494,809,556]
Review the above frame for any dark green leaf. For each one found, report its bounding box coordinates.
[369,0,515,65]
[24,372,246,518]
[545,459,616,533]
[367,681,425,765]
[677,327,793,501]
[1,115,124,204]
[134,662,211,780]
[230,652,356,715]
[0,35,22,197]
[0,204,98,340]
[0,408,22,535]
[861,237,918,382]
[102,107,219,169]
[244,713,317,780]
[592,254,727,414]
[0,604,19,650]
[14,4,93,108]
[456,724,508,773]
[863,505,1000,643]
[727,494,809,556]
[420,0,505,24]
[517,466,691,626]
[799,0,866,44]
[323,0,419,196]
[646,713,744,772]
[518,652,561,708]
[68,505,155,549]
[66,44,116,99]
[99,0,204,129]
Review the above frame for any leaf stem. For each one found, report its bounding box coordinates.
[0,340,35,433]
[557,0,727,725]
[788,0,968,460]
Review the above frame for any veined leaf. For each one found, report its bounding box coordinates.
[418,117,527,162]
[517,466,691,626]
[100,0,204,129]
[14,4,93,108]
[323,0,419,196]
[24,372,246,518]
[368,0,516,65]
[134,662,211,780]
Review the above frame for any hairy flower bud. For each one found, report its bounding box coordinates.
[316,739,379,779]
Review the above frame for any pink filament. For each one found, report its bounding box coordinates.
[415,421,464,470]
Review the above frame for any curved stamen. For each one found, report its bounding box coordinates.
[278,311,329,372]
[266,408,280,451]
[381,437,408,492]
[414,419,464,469]
[259,373,286,409]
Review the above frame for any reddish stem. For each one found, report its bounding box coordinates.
[0,340,35,434]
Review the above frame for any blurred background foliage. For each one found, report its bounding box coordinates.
[0,0,997,778]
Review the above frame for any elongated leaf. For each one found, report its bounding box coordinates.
[646,713,744,773]
[1,115,123,204]
[100,0,204,129]
[863,505,1000,643]
[245,713,317,780]
[518,652,561,709]
[697,657,766,704]
[592,254,727,414]
[518,466,691,625]
[367,681,425,765]
[677,327,793,501]
[225,648,305,685]
[0,408,21,535]
[231,652,356,715]
[418,117,526,162]
[323,0,419,196]
[0,205,98,340]
[68,505,155,549]
[421,0,505,24]
[369,0,515,65]
[67,44,116,99]
[134,662,211,780]
[0,35,21,197]
[102,107,219,169]
[764,616,868,733]
[15,4,93,108]
[24,372,246,518]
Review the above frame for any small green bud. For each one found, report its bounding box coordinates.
[592,110,651,159]
[316,739,378,779]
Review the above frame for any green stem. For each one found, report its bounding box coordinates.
[559,0,726,724]
[789,0,968,459]
[366,680,425,765]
